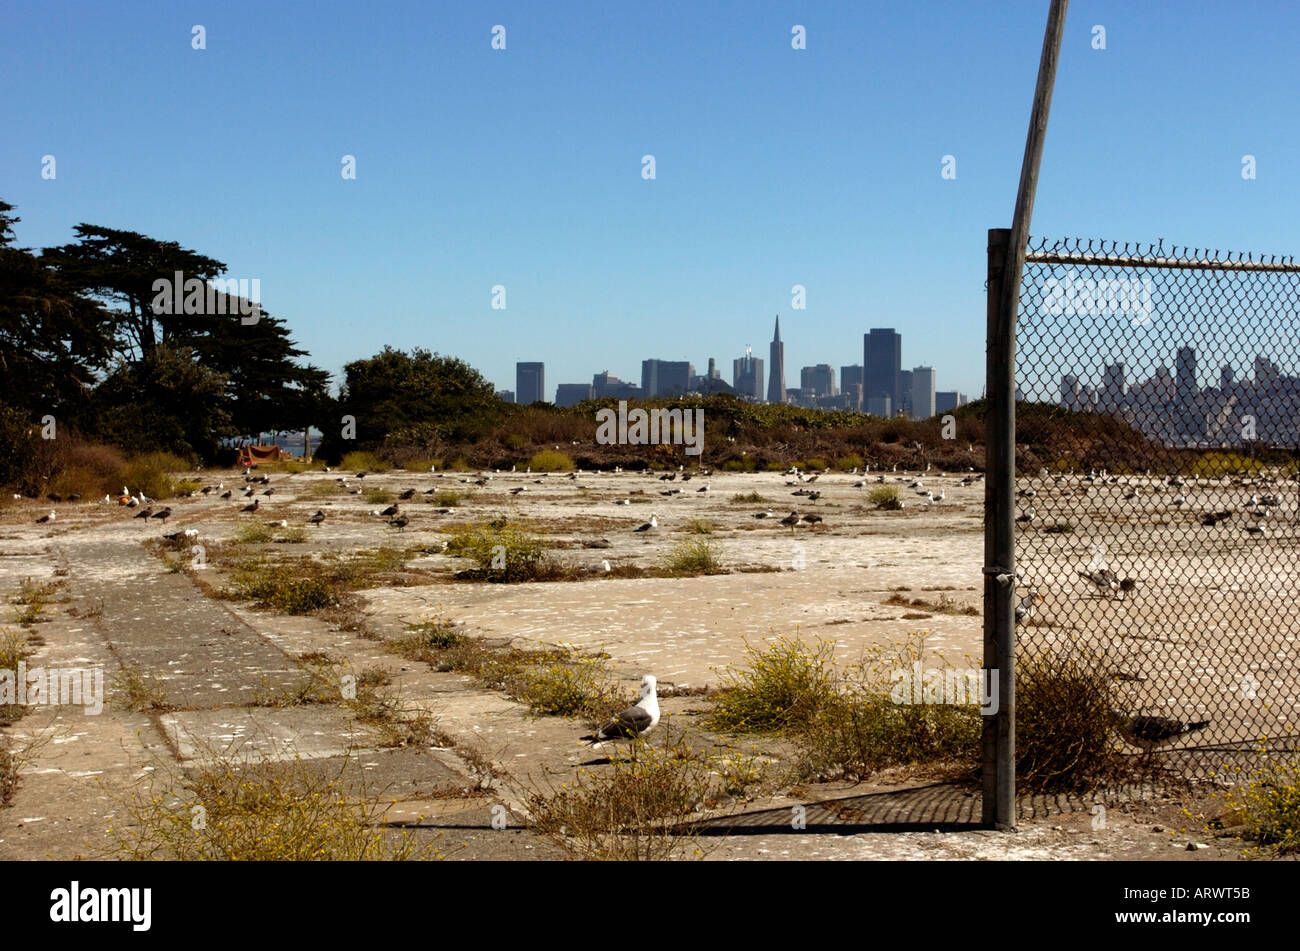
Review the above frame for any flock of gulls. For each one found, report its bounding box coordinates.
[20,456,1256,759]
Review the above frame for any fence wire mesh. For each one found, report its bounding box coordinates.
[1013,236,1300,786]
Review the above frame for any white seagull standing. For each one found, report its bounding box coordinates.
[583,675,660,747]
[634,514,658,532]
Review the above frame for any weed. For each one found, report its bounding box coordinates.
[525,732,718,860]
[868,486,903,509]
[1016,646,1123,793]
[118,664,174,713]
[1221,750,1300,854]
[707,636,837,734]
[527,449,575,472]
[658,538,724,575]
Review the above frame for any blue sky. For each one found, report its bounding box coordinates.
[3,0,1298,400]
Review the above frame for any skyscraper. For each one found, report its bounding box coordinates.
[767,316,786,404]
[801,364,835,397]
[1101,363,1126,411]
[1176,346,1198,403]
[516,362,545,405]
[910,366,936,419]
[641,359,694,397]
[840,365,864,410]
[733,348,765,401]
[864,329,902,410]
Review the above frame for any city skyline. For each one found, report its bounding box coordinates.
[516,317,965,416]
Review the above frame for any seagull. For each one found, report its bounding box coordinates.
[634,514,659,533]
[134,507,153,520]
[308,510,326,525]
[240,499,260,513]
[398,489,416,500]
[1120,715,1211,753]
[1118,577,1138,600]
[582,675,660,747]
[151,507,172,525]
[388,514,410,531]
[696,482,710,493]
[379,503,400,517]
[752,511,774,519]
[1015,510,1035,525]
[614,499,631,505]
[1014,588,1041,624]
[220,490,233,499]
[36,510,56,524]
[1079,567,1121,599]
[780,511,801,532]
[800,513,823,529]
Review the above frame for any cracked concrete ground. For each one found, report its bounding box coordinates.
[0,466,1283,860]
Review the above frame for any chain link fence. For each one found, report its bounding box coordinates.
[1012,236,1300,785]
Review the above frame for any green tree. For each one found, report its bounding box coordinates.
[320,347,500,461]
[0,200,114,417]
[92,345,233,460]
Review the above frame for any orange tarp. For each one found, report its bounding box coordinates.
[236,444,285,466]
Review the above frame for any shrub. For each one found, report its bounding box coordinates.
[121,452,190,500]
[429,489,464,506]
[1016,647,1123,793]
[708,636,837,734]
[388,616,467,663]
[528,449,575,472]
[801,690,981,781]
[511,655,627,719]
[525,734,718,860]
[658,538,723,574]
[231,563,339,613]
[730,491,767,503]
[1223,754,1300,854]
[869,485,903,509]
[445,522,548,582]
[803,457,829,471]
[110,744,437,860]
[721,458,756,472]
[401,458,443,472]
[835,454,865,470]
[341,451,389,472]
[683,518,715,535]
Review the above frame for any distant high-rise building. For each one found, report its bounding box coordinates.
[1220,365,1235,390]
[592,371,641,399]
[707,357,720,380]
[864,329,902,410]
[865,394,892,417]
[910,366,936,419]
[496,389,515,404]
[732,348,765,401]
[1176,346,1198,403]
[767,316,787,404]
[1254,354,1281,384]
[898,369,913,416]
[1101,363,1126,410]
[1060,373,1081,410]
[935,391,966,414]
[641,359,693,397]
[516,362,545,404]
[555,383,594,407]
[801,364,835,397]
[840,365,864,409]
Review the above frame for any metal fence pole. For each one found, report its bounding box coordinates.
[982,0,1069,830]
[983,228,1016,830]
